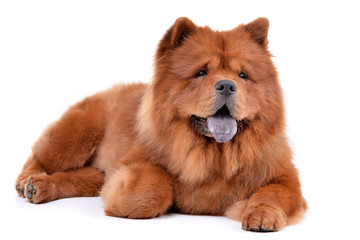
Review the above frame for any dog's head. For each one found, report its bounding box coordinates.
[149,17,284,143]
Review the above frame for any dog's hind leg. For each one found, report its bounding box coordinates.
[24,166,104,203]
[15,96,105,202]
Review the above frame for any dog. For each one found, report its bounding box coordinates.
[16,17,307,232]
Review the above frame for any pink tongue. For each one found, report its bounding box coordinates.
[207,115,237,143]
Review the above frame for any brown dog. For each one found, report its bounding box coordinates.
[15,17,306,232]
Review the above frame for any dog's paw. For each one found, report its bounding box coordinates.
[16,184,25,198]
[24,176,51,204]
[241,204,286,232]
[25,179,37,200]
[15,171,46,198]
[15,174,30,198]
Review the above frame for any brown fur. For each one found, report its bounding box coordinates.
[16,17,306,232]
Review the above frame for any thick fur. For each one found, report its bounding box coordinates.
[16,17,306,232]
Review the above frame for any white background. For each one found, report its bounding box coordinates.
[1,0,359,239]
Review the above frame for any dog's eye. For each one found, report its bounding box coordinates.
[238,72,247,80]
[195,69,208,78]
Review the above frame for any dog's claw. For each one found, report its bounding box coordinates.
[16,185,25,197]
[242,223,249,231]
[26,180,37,200]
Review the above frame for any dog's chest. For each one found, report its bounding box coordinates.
[172,177,246,215]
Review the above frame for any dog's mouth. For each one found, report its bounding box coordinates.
[191,105,244,143]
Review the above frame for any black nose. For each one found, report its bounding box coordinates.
[215,80,237,96]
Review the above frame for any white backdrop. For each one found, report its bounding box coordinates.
[1,0,359,239]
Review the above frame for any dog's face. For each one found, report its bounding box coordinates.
[154,18,282,143]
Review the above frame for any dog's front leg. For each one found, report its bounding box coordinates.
[101,159,174,219]
[226,174,307,232]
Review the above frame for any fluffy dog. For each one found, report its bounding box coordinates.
[16,17,306,232]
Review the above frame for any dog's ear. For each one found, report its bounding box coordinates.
[243,17,269,49]
[156,17,198,58]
